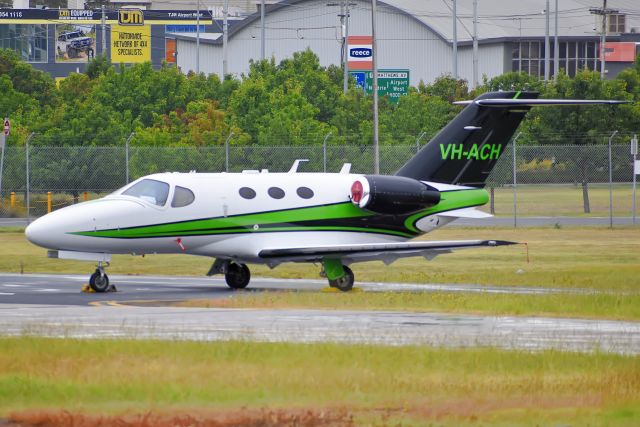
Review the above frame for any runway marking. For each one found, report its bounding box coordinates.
[2,284,25,287]
[36,289,60,292]
[88,301,103,307]
[0,292,15,296]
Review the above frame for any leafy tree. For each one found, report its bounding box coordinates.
[85,54,112,80]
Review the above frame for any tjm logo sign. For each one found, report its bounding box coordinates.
[119,9,144,25]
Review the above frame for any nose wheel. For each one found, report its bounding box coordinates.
[88,262,114,293]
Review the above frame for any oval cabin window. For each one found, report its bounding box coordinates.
[239,187,256,199]
[268,187,285,199]
[296,187,314,199]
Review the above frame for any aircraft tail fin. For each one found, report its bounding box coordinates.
[395,91,625,187]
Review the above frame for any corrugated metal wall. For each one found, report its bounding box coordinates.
[176,0,508,85]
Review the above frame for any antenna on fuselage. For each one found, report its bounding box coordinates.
[288,159,309,173]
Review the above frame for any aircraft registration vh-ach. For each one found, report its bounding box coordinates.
[25,91,625,292]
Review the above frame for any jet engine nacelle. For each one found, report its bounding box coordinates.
[350,175,441,215]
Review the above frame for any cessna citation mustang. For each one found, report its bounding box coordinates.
[25,91,625,292]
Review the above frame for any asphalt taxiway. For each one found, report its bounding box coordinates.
[0,273,582,306]
[1,273,638,354]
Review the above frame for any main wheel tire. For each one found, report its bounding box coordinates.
[329,265,354,292]
[225,263,250,289]
[89,270,109,292]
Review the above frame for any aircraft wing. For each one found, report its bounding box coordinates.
[258,239,515,264]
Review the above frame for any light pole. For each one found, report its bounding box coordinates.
[371,0,379,174]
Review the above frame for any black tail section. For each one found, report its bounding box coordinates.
[396,91,539,187]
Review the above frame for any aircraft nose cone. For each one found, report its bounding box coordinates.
[25,214,59,249]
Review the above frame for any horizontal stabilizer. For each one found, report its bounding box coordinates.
[454,99,629,107]
[259,239,515,264]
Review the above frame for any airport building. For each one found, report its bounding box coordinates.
[172,0,640,86]
[0,0,639,84]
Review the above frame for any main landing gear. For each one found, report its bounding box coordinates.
[323,259,355,292]
[87,261,115,293]
[207,259,251,290]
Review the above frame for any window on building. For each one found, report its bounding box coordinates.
[0,24,48,63]
[513,39,598,79]
[608,14,626,34]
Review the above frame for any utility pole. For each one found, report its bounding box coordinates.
[101,5,106,55]
[452,0,457,79]
[544,0,550,80]
[590,0,619,79]
[196,0,200,74]
[343,1,350,94]
[472,0,478,88]
[372,0,379,174]
[223,0,229,78]
[554,0,559,79]
[261,0,265,60]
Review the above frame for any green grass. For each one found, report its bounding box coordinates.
[1,227,638,290]
[484,184,636,217]
[177,290,640,321]
[1,337,639,426]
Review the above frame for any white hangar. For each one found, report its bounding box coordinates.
[173,0,640,86]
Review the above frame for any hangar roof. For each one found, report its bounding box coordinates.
[174,0,640,46]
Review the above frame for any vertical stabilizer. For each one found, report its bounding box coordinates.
[396,91,539,187]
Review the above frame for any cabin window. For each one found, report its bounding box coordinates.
[171,186,195,208]
[239,187,256,199]
[268,187,285,199]
[122,179,170,206]
[296,187,314,199]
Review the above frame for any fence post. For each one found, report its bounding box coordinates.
[608,130,618,229]
[512,132,521,228]
[25,141,30,223]
[0,134,5,202]
[224,132,234,172]
[125,132,135,184]
[322,132,332,173]
[632,134,638,225]
[415,131,427,154]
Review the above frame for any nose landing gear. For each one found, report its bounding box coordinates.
[87,262,116,293]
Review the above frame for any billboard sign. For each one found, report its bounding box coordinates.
[111,24,151,63]
[601,42,637,62]
[347,35,373,70]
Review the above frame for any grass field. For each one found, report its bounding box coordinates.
[481,184,636,217]
[1,337,639,426]
[1,226,639,320]
[1,227,638,290]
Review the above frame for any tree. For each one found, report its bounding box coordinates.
[526,70,633,213]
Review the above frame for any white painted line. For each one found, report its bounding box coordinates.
[2,284,25,287]
[0,292,15,296]
[35,289,60,292]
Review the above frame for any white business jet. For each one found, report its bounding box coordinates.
[25,91,625,291]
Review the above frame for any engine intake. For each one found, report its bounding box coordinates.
[351,175,441,215]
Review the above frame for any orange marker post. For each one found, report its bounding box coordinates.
[83,191,88,202]
[10,192,15,208]
[47,192,52,213]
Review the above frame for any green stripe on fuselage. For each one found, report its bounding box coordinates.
[70,189,488,240]
[404,188,489,233]
[71,202,375,238]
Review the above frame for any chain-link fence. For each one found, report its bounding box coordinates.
[0,143,638,222]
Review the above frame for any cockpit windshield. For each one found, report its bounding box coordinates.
[122,179,170,206]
